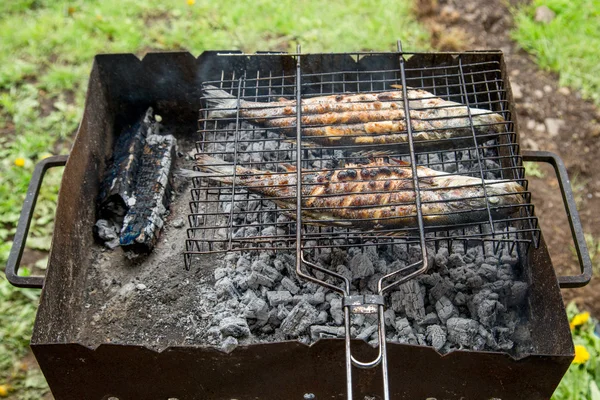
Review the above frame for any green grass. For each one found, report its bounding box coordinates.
[553,303,600,399]
[512,0,600,105]
[0,1,429,397]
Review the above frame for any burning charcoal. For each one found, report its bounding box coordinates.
[330,298,344,325]
[95,219,119,242]
[446,317,479,347]
[417,312,439,326]
[395,317,418,344]
[213,268,228,281]
[479,263,498,281]
[316,311,329,324]
[266,291,292,307]
[280,301,318,338]
[236,255,251,271]
[267,308,281,328]
[120,134,177,252]
[367,273,384,293]
[476,299,505,328]
[427,273,453,302]
[262,265,283,283]
[390,280,426,321]
[98,107,158,222]
[293,292,325,306]
[219,317,251,338]
[349,252,375,280]
[357,325,378,341]
[508,281,528,306]
[435,296,458,324]
[221,336,239,353]
[276,304,289,321]
[335,265,352,282]
[352,314,365,327]
[247,271,275,289]
[383,309,396,328]
[281,277,300,295]
[244,297,269,327]
[215,277,239,299]
[453,292,468,306]
[310,326,343,341]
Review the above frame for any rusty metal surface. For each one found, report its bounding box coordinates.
[29,51,574,399]
[32,339,569,400]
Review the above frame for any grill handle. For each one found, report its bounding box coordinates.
[522,150,592,288]
[5,155,68,289]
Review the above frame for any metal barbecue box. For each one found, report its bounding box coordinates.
[5,46,593,400]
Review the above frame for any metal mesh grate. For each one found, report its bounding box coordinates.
[184,51,539,268]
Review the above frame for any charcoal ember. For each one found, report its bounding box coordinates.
[395,317,418,344]
[507,281,528,306]
[434,247,449,268]
[426,325,447,351]
[391,280,426,321]
[243,296,269,328]
[349,252,374,280]
[424,273,453,302]
[335,265,352,282]
[330,298,344,325]
[492,327,515,350]
[247,271,275,289]
[435,296,458,324]
[367,273,383,293]
[446,317,479,347]
[383,309,396,328]
[418,312,440,326]
[119,134,177,252]
[281,277,300,295]
[219,317,251,338]
[98,107,158,221]
[221,336,239,353]
[280,301,318,338]
[310,325,343,341]
[357,325,378,341]
[276,304,289,321]
[293,292,325,306]
[215,277,239,299]
[479,263,498,281]
[476,299,505,328]
[94,219,119,241]
[453,292,468,306]
[266,291,292,307]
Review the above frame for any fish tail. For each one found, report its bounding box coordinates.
[202,85,239,119]
[178,155,239,185]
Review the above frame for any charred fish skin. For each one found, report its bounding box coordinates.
[201,85,505,146]
[189,155,525,231]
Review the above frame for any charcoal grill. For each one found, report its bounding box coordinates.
[5,45,593,400]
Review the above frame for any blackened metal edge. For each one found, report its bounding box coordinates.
[31,341,571,400]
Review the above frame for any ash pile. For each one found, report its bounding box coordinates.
[191,121,533,356]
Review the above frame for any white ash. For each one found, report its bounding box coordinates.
[191,121,532,356]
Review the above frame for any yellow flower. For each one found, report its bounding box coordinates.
[570,312,590,330]
[14,157,26,167]
[39,153,54,160]
[573,345,590,364]
[0,384,9,397]
[187,0,196,5]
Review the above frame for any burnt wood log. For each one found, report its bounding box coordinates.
[119,134,177,252]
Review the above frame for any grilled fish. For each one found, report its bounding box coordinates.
[185,155,524,231]
[202,85,505,146]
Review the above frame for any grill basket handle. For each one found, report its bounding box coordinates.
[5,155,68,289]
[522,150,592,288]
